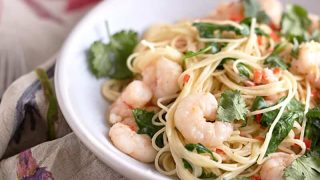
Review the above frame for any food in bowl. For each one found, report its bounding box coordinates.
[86,0,320,179]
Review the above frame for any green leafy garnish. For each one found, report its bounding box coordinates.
[291,38,300,58]
[217,90,248,122]
[284,152,320,180]
[199,169,218,179]
[266,112,299,154]
[182,158,192,170]
[193,22,250,38]
[132,109,164,147]
[237,63,252,78]
[281,4,311,43]
[305,108,320,151]
[88,30,138,79]
[242,0,270,24]
[184,43,220,59]
[185,143,217,161]
[264,54,288,69]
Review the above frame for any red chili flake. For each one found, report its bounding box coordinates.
[251,175,261,180]
[216,149,225,155]
[183,74,190,83]
[304,138,312,149]
[273,67,281,75]
[257,36,263,46]
[270,31,280,42]
[255,114,262,124]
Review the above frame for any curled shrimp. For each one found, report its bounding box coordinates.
[309,14,319,32]
[142,57,182,99]
[291,41,320,81]
[260,152,295,180]
[109,119,157,163]
[109,80,152,124]
[174,93,233,147]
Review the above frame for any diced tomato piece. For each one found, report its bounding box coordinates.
[304,138,312,149]
[251,175,261,180]
[270,31,280,42]
[255,114,262,124]
[216,148,225,155]
[257,36,263,46]
[253,69,263,84]
[273,68,281,75]
[183,74,190,83]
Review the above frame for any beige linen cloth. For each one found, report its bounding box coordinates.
[0,0,125,179]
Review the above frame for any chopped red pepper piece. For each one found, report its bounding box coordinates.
[270,31,280,42]
[273,67,281,75]
[183,74,190,83]
[251,175,261,180]
[304,138,312,149]
[216,148,225,155]
[230,14,244,22]
[257,36,263,46]
[255,114,262,124]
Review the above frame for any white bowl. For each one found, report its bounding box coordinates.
[55,0,319,179]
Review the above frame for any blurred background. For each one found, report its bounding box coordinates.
[0,0,100,96]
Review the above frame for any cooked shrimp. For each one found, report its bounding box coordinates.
[142,57,182,99]
[259,0,283,27]
[174,93,233,147]
[109,80,152,124]
[208,2,244,21]
[291,42,320,80]
[260,152,295,180]
[109,121,157,163]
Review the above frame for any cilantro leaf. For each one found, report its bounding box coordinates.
[284,152,320,180]
[281,4,311,43]
[132,109,163,139]
[193,22,250,38]
[217,90,248,122]
[182,159,192,170]
[306,108,320,151]
[237,63,252,78]
[252,96,268,111]
[88,30,138,79]
[185,144,217,161]
[199,169,217,179]
[184,43,220,59]
[264,54,288,69]
[266,112,298,155]
[242,0,270,24]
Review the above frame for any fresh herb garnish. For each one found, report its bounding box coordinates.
[199,169,218,179]
[132,109,163,147]
[193,22,250,38]
[266,112,299,154]
[185,143,217,161]
[182,158,192,170]
[184,43,220,59]
[291,38,300,58]
[217,90,248,122]
[88,29,138,79]
[264,54,288,69]
[237,63,252,78]
[242,0,270,24]
[305,108,320,151]
[281,4,312,43]
[284,151,320,180]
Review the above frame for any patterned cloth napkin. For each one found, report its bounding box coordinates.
[0,0,125,179]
